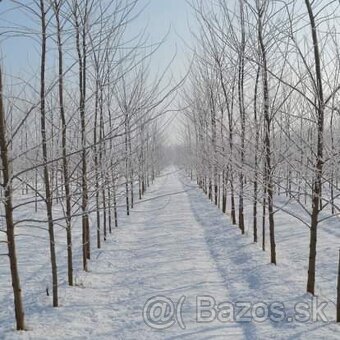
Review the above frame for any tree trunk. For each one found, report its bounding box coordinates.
[74,6,90,269]
[262,185,266,252]
[125,113,130,216]
[54,0,73,286]
[222,170,227,213]
[238,0,246,235]
[108,187,112,234]
[305,0,324,295]
[337,249,340,322]
[112,176,118,227]
[94,78,101,249]
[40,0,58,305]
[0,66,26,330]
[258,2,276,264]
[253,66,260,244]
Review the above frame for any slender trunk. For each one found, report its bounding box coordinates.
[0,67,25,330]
[222,170,227,213]
[83,15,90,261]
[210,92,218,206]
[125,112,130,216]
[258,4,276,264]
[337,249,340,322]
[35,168,38,213]
[253,66,260,243]
[40,0,58,305]
[230,174,236,224]
[128,124,134,209]
[262,185,266,252]
[208,174,212,200]
[100,102,106,241]
[113,176,118,227]
[330,104,335,215]
[238,0,246,235]
[228,88,236,225]
[54,0,73,286]
[94,79,100,249]
[102,187,107,241]
[218,174,221,209]
[74,7,89,269]
[218,59,235,224]
[305,0,324,295]
[108,187,112,234]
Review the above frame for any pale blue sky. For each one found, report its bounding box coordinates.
[0,0,196,145]
[138,0,195,79]
[0,0,196,81]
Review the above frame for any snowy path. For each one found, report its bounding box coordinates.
[88,169,245,339]
[2,168,340,339]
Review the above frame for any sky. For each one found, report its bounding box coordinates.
[136,0,197,144]
[0,0,196,144]
[137,0,195,79]
[0,0,195,80]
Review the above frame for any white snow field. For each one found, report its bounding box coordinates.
[1,168,340,339]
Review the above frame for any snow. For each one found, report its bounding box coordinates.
[1,167,339,339]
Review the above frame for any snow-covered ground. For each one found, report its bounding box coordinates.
[1,168,339,339]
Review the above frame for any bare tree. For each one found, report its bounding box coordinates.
[0,66,25,330]
[52,0,73,286]
[38,0,59,306]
